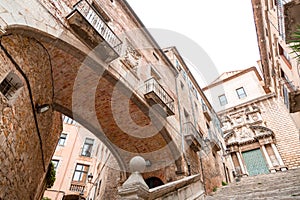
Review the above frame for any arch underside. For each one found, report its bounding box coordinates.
[2,26,182,172]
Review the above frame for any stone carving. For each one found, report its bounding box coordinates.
[121,45,141,70]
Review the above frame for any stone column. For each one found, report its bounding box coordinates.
[271,143,287,171]
[236,152,246,175]
[261,145,276,173]
[118,156,149,199]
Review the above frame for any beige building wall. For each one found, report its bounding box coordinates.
[0,0,228,198]
[204,68,266,112]
[204,67,300,178]
[44,116,113,200]
[251,0,300,128]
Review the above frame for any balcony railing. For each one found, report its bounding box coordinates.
[70,182,85,193]
[67,0,122,62]
[183,122,203,152]
[208,130,221,151]
[144,78,175,116]
[202,103,211,121]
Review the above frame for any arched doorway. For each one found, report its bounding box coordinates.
[62,194,85,200]
[145,177,164,189]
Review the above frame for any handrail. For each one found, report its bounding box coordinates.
[73,0,122,54]
[183,122,203,145]
[144,77,175,113]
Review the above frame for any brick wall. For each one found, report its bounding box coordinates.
[260,97,300,169]
[0,35,62,199]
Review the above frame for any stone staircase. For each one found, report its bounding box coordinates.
[206,168,300,200]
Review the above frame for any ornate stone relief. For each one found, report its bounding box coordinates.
[120,43,141,74]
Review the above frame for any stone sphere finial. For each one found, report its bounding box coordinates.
[129,156,146,173]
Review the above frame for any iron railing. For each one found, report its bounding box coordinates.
[70,183,85,193]
[144,77,175,114]
[183,122,203,146]
[72,0,122,54]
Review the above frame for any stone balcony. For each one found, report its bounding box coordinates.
[69,182,85,193]
[208,130,221,151]
[67,0,122,63]
[202,104,211,122]
[144,77,175,116]
[183,122,203,152]
[289,89,300,113]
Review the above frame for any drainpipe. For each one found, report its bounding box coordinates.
[174,73,189,175]
[188,84,207,192]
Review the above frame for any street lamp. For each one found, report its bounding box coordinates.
[36,104,51,113]
[87,173,93,184]
[78,190,84,200]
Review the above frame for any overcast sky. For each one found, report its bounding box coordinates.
[126,0,260,82]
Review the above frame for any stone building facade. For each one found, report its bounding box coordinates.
[251,0,300,127]
[203,67,300,179]
[43,115,114,200]
[0,0,227,199]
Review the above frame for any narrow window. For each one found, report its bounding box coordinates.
[175,59,181,71]
[81,138,94,157]
[278,43,292,69]
[151,67,161,80]
[184,109,190,122]
[52,160,59,171]
[153,52,159,61]
[97,180,102,196]
[72,164,89,182]
[180,81,184,89]
[218,94,228,106]
[0,72,23,101]
[91,2,111,22]
[58,133,67,146]
[236,87,247,99]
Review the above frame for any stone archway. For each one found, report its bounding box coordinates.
[0,26,183,198]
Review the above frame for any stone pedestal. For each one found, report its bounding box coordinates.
[118,156,149,200]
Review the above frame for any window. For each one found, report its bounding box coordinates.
[236,87,247,99]
[52,160,59,171]
[175,59,181,71]
[218,94,228,106]
[283,86,289,108]
[97,180,102,196]
[184,109,190,122]
[151,67,161,80]
[180,81,184,89]
[72,164,89,182]
[153,52,159,61]
[91,2,111,23]
[81,138,94,157]
[63,115,76,125]
[0,72,23,101]
[58,133,67,146]
[278,43,292,69]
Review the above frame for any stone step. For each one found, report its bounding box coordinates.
[206,168,300,200]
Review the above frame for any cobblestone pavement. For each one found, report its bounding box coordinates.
[206,168,300,200]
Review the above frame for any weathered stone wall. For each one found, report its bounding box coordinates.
[0,34,62,199]
[201,150,225,194]
[260,97,300,169]
[0,0,229,198]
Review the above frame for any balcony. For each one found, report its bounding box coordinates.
[208,131,221,151]
[202,104,211,121]
[289,89,300,113]
[69,182,85,193]
[183,122,203,152]
[144,78,175,116]
[67,0,122,63]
